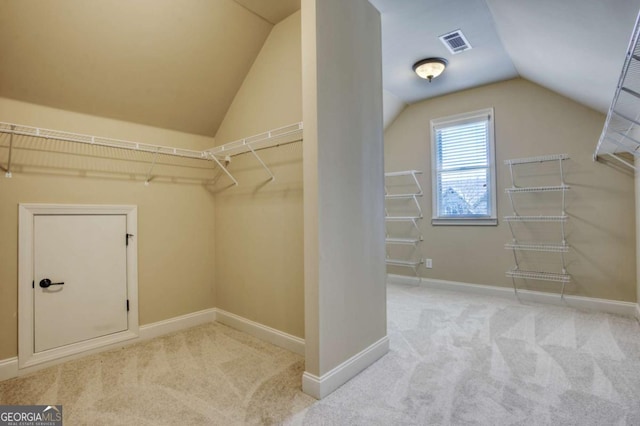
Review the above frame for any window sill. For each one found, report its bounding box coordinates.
[431,217,498,226]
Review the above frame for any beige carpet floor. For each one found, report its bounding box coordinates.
[0,322,315,425]
[288,283,640,425]
[3,284,640,425]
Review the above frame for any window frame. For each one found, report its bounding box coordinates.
[430,108,497,226]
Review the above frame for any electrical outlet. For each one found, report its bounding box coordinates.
[425,258,432,269]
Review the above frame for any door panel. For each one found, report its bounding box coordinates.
[34,214,128,352]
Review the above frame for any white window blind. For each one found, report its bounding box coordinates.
[431,108,497,225]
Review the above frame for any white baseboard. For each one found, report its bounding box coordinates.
[387,274,638,317]
[20,330,139,371]
[214,308,305,356]
[0,308,217,382]
[2,307,305,382]
[0,357,18,382]
[302,335,389,399]
[139,308,216,341]
[388,274,424,287]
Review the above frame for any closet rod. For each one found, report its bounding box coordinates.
[233,137,302,156]
[606,152,637,170]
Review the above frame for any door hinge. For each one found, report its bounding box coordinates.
[126,299,130,312]
[32,280,34,289]
[126,233,134,246]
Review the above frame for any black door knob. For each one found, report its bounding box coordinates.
[39,279,64,288]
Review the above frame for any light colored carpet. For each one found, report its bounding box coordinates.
[0,322,315,425]
[289,283,640,425]
[3,284,640,425]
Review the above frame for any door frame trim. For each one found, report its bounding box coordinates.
[18,204,139,369]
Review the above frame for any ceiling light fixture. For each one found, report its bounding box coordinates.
[413,58,448,82]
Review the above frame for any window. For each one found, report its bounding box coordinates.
[431,108,497,225]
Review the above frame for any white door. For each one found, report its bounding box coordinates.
[33,214,129,352]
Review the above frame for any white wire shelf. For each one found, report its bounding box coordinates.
[205,122,303,184]
[384,170,424,273]
[505,185,570,193]
[385,193,423,199]
[506,269,571,283]
[0,122,209,160]
[384,170,423,177]
[504,215,568,222]
[505,243,570,253]
[206,122,303,157]
[0,121,304,185]
[384,170,423,218]
[385,237,422,245]
[504,154,569,165]
[385,216,422,221]
[385,258,423,267]
[504,153,571,297]
[595,9,640,166]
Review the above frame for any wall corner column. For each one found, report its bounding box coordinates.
[635,157,640,319]
[302,0,388,399]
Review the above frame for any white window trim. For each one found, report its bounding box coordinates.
[430,108,497,226]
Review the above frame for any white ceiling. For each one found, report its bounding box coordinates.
[371,0,640,116]
[370,0,518,104]
[486,0,640,114]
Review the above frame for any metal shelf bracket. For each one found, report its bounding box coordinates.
[4,125,14,178]
[144,149,160,186]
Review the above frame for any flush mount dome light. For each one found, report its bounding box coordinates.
[413,57,448,82]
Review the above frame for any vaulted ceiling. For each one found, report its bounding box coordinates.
[0,0,298,137]
[0,0,639,137]
[371,0,640,117]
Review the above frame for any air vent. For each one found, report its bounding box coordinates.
[439,30,472,55]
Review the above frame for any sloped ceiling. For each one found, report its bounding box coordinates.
[0,0,275,137]
[486,0,640,114]
[372,0,640,122]
[370,0,518,104]
[2,0,639,137]
[233,0,300,24]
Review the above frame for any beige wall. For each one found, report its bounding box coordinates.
[302,0,320,376]
[0,0,274,137]
[0,98,216,360]
[215,11,302,145]
[303,0,386,385]
[383,89,407,130]
[385,78,636,302]
[213,12,305,338]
